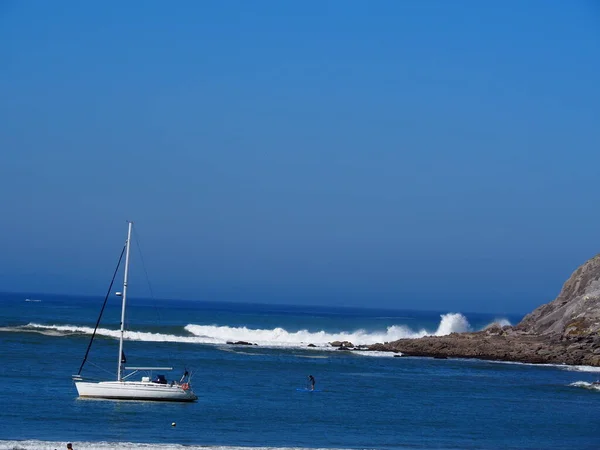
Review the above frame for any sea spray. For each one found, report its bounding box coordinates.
[23,312,482,349]
[184,323,419,346]
[482,318,513,330]
[434,313,471,336]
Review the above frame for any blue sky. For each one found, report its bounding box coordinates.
[1,1,599,314]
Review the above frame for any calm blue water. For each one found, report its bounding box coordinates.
[1,291,599,450]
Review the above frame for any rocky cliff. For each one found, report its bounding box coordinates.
[368,254,600,366]
[516,254,600,337]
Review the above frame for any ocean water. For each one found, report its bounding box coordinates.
[1,291,599,450]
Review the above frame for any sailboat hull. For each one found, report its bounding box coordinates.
[74,223,198,404]
[75,381,198,402]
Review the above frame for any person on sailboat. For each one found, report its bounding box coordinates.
[179,370,189,384]
[308,375,315,391]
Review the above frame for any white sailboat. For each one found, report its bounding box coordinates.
[72,221,198,402]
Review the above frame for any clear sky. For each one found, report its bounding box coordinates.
[1,1,599,314]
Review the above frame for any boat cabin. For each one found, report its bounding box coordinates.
[153,374,168,384]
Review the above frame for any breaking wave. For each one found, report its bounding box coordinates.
[0,440,343,450]
[570,381,600,391]
[9,313,509,349]
[562,365,600,373]
[488,318,512,328]
[434,313,471,335]
[184,312,474,347]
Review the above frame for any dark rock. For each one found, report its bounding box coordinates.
[227,341,255,346]
[307,344,316,347]
[484,323,504,335]
[329,340,354,348]
[368,254,600,367]
[516,254,600,337]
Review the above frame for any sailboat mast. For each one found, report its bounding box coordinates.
[117,221,133,381]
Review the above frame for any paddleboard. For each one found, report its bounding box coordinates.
[296,388,321,392]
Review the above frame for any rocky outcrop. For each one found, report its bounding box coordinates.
[329,340,354,348]
[369,254,600,366]
[369,330,600,366]
[516,255,600,337]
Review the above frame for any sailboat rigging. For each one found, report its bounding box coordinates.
[72,221,197,402]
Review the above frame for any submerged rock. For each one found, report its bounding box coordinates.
[227,340,256,346]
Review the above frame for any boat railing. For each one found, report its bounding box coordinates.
[121,367,174,382]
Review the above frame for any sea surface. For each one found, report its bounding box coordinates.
[1,291,599,450]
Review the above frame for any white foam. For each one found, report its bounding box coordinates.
[570,381,600,391]
[562,365,600,373]
[434,313,471,335]
[185,323,416,347]
[23,312,475,350]
[352,350,402,358]
[485,359,600,375]
[483,318,512,329]
[495,318,512,327]
[25,323,214,344]
[0,440,348,450]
